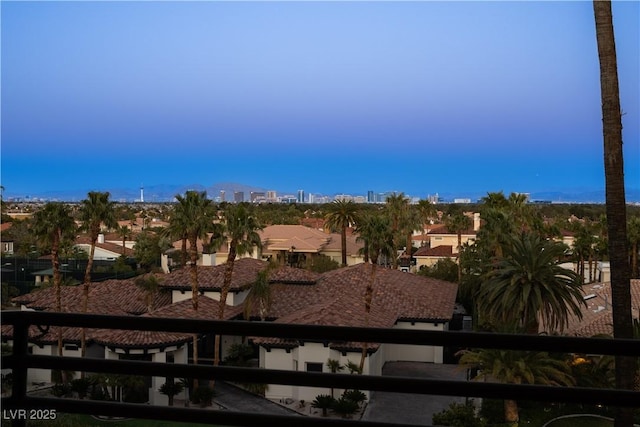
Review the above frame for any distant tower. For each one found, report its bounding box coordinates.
[297,189,305,203]
[220,190,226,202]
[140,185,144,203]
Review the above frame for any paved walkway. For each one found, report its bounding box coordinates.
[212,381,302,417]
[361,362,468,426]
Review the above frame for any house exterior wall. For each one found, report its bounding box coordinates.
[415,256,449,270]
[262,343,379,402]
[384,321,446,363]
[262,347,294,400]
[75,244,120,261]
[429,235,475,252]
[28,344,55,384]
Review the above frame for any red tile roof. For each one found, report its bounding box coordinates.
[414,245,456,258]
[251,263,459,350]
[564,279,640,337]
[161,258,269,291]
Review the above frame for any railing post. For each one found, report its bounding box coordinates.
[10,316,29,427]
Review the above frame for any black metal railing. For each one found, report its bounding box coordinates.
[1,310,639,426]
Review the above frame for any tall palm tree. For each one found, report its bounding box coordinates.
[355,214,394,372]
[445,212,472,283]
[80,191,118,285]
[416,199,437,247]
[593,3,635,425]
[384,193,410,268]
[243,264,274,321]
[210,203,262,368]
[78,192,117,368]
[324,200,360,267]
[116,225,131,256]
[477,233,584,334]
[172,191,215,311]
[458,346,574,425]
[31,202,76,378]
[169,191,214,390]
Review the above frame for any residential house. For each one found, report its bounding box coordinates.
[4,259,458,408]
[161,224,364,272]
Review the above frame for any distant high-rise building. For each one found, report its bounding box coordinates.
[297,190,305,203]
[220,190,226,202]
[308,193,316,203]
[266,190,277,203]
[428,193,440,204]
[234,191,244,203]
[250,192,265,203]
[367,190,375,203]
[140,185,144,203]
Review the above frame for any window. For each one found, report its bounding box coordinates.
[306,362,323,373]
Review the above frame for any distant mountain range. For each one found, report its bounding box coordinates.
[4,183,640,204]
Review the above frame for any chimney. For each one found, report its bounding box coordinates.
[473,213,481,231]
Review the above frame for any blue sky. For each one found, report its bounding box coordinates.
[1,1,638,200]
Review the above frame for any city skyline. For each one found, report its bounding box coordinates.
[1,1,638,200]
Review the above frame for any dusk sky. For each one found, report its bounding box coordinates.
[1,1,638,201]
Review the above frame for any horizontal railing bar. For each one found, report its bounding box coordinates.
[3,396,396,427]
[2,311,639,356]
[3,354,639,407]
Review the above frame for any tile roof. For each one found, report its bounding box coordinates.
[161,258,269,291]
[268,265,320,284]
[564,279,640,337]
[414,245,456,258]
[93,297,242,348]
[250,263,459,350]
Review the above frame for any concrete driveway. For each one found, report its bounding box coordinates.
[361,362,469,426]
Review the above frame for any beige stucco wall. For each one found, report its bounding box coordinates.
[429,235,475,252]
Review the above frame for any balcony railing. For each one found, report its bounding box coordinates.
[2,310,639,426]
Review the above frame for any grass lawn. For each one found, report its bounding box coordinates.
[10,413,225,427]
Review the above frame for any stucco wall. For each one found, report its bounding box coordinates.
[384,321,446,363]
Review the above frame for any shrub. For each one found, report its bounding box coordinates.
[332,396,359,419]
[432,401,485,427]
[159,380,184,406]
[51,383,72,398]
[342,389,367,405]
[311,394,336,417]
[191,386,214,407]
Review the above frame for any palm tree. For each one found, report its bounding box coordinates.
[116,225,131,256]
[627,216,640,279]
[243,264,274,321]
[384,193,410,268]
[78,192,117,368]
[477,233,584,334]
[31,202,76,379]
[445,212,472,283]
[172,191,215,311]
[324,200,360,267]
[170,191,214,389]
[354,214,394,372]
[416,199,436,247]
[210,203,262,369]
[593,4,635,426]
[135,274,161,313]
[458,346,574,425]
